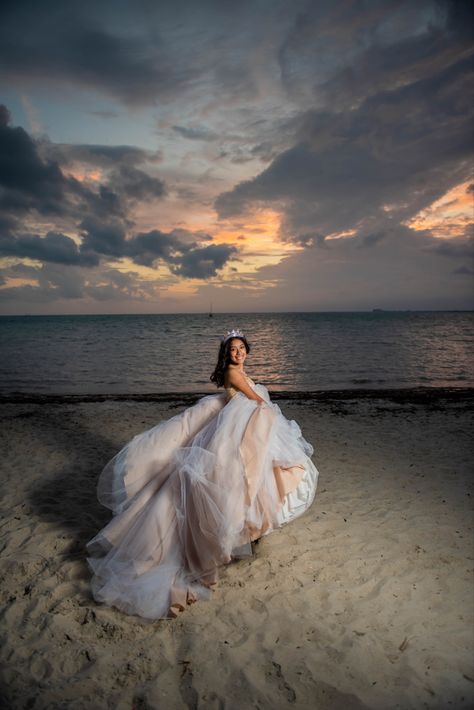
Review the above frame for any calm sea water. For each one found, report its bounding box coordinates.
[0,312,473,395]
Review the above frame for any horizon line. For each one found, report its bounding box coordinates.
[0,308,473,318]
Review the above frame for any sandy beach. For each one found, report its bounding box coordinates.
[0,389,473,710]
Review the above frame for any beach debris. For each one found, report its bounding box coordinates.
[81,608,96,625]
[271,662,296,703]
[398,636,409,652]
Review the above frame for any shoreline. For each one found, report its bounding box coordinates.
[1,385,473,406]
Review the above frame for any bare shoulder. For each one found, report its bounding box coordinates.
[225,365,245,387]
[224,364,237,387]
[227,365,244,380]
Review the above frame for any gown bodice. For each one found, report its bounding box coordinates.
[225,371,256,401]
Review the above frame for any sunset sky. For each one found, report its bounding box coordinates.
[0,0,473,314]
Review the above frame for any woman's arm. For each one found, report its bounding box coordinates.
[228,369,265,404]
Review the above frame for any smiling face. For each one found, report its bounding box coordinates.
[228,338,247,368]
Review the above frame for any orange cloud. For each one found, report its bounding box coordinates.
[0,276,38,289]
[325,229,357,240]
[212,209,301,274]
[63,164,103,183]
[406,180,474,238]
[132,202,299,279]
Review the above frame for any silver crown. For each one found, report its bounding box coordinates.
[222,328,245,343]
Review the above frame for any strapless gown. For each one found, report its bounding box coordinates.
[86,376,318,621]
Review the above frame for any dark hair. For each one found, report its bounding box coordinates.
[210,336,250,388]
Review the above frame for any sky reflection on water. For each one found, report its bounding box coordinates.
[0,312,472,395]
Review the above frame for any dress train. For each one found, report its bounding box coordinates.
[86,379,318,621]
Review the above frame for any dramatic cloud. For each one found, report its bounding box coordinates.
[79,220,237,276]
[108,166,166,201]
[0,217,238,277]
[0,105,134,228]
[216,53,474,243]
[277,0,472,108]
[0,0,472,313]
[0,231,99,266]
[0,105,77,218]
[0,1,191,106]
[0,0,281,107]
[0,104,237,290]
[170,243,238,278]
[45,143,162,169]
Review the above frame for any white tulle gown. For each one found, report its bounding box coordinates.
[86,374,318,621]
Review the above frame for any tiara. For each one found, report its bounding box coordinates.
[221,328,245,343]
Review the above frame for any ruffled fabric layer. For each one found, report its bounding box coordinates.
[86,385,318,621]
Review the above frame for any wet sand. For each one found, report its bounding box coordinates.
[0,389,473,709]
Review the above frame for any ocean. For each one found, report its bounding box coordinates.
[0,311,473,395]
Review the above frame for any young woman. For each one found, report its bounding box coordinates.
[86,329,318,621]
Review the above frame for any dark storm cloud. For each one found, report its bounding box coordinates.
[0,105,71,215]
[78,220,238,275]
[1,0,472,312]
[40,141,165,205]
[214,0,474,252]
[78,221,184,265]
[0,105,171,270]
[0,212,19,238]
[169,243,238,279]
[0,231,99,266]
[78,221,187,266]
[0,159,237,278]
[108,166,166,201]
[0,105,133,226]
[44,143,162,169]
[0,0,196,106]
[0,0,293,108]
[79,218,127,259]
[0,103,238,280]
[216,51,474,242]
[125,230,184,267]
[1,0,471,131]
[277,0,473,108]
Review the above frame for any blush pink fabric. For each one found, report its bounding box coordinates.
[86,383,318,621]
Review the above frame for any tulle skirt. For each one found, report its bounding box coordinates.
[86,384,318,621]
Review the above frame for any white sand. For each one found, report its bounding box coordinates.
[0,393,473,709]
